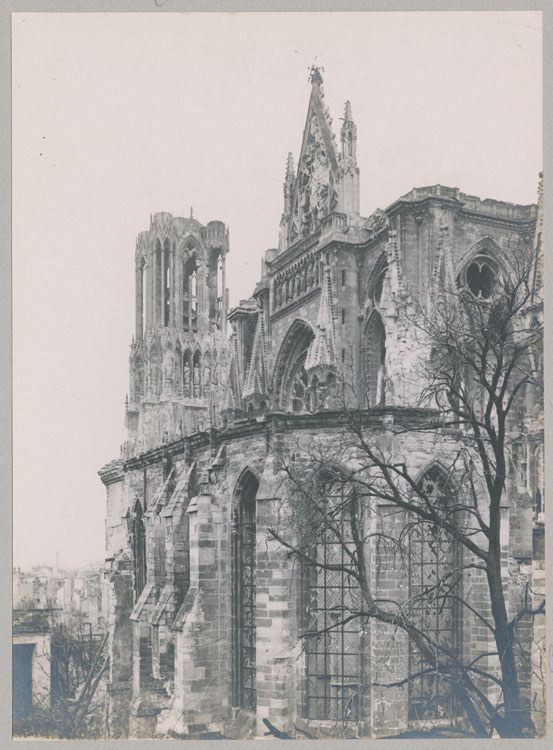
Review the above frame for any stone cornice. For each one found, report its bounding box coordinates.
[119,406,445,473]
[386,193,537,231]
[98,459,124,485]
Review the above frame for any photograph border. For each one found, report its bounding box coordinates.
[4,2,550,749]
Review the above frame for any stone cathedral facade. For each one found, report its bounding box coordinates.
[99,71,544,739]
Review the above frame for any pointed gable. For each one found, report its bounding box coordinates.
[305,264,337,372]
[288,68,340,245]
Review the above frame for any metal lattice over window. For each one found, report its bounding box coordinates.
[408,466,461,721]
[302,486,364,722]
[364,311,386,407]
[231,471,259,711]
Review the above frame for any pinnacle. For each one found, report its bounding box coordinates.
[286,152,295,179]
[309,63,324,86]
[344,100,353,121]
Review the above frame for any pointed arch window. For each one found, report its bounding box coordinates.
[276,321,315,413]
[131,500,147,601]
[231,471,259,711]
[183,249,198,332]
[163,238,171,326]
[364,312,386,407]
[289,349,310,413]
[408,466,461,721]
[458,249,499,301]
[136,256,147,339]
[301,483,364,722]
[155,240,162,326]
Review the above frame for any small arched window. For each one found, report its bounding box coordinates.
[462,254,497,300]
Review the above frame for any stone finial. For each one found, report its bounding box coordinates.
[286,152,294,180]
[343,100,353,122]
[190,206,194,219]
[309,64,324,86]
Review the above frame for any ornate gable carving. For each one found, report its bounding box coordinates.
[288,78,339,245]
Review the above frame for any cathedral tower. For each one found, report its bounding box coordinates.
[124,211,230,453]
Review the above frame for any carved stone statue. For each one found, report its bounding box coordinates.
[163,351,173,394]
[193,363,201,398]
[183,362,191,397]
[203,363,211,396]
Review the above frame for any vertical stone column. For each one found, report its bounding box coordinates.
[221,255,227,333]
[530,526,546,736]
[369,503,409,737]
[254,493,297,737]
[146,251,153,331]
[152,245,159,329]
[136,261,144,341]
[197,262,209,336]
[105,555,134,738]
[169,489,227,732]
[159,245,165,327]
[171,244,177,328]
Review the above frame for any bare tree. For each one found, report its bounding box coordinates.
[268,234,544,738]
[17,613,110,739]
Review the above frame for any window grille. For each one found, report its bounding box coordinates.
[408,467,461,721]
[231,472,259,711]
[302,487,363,722]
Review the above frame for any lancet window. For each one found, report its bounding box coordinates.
[364,312,386,407]
[301,484,363,722]
[231,471,259,711]
[131,500,147,602]
[183,250,198,332]
[408,466,461,721]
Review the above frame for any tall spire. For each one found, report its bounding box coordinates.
[339,99,359,216]
[279,153,296,252]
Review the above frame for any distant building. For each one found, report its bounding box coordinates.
[13,609,54,727]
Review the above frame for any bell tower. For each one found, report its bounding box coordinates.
[124,210,231,454]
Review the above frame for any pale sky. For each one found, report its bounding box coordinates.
[12,11,542,570]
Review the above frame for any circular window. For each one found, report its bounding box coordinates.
[465,257,495,299]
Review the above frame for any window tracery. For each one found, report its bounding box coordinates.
[408,466,461,721]
[231,471,259,711]
[301,485,363,722]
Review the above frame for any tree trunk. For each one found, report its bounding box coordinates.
[487,558,524,737]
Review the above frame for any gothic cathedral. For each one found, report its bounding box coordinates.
[100,70,544,739]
